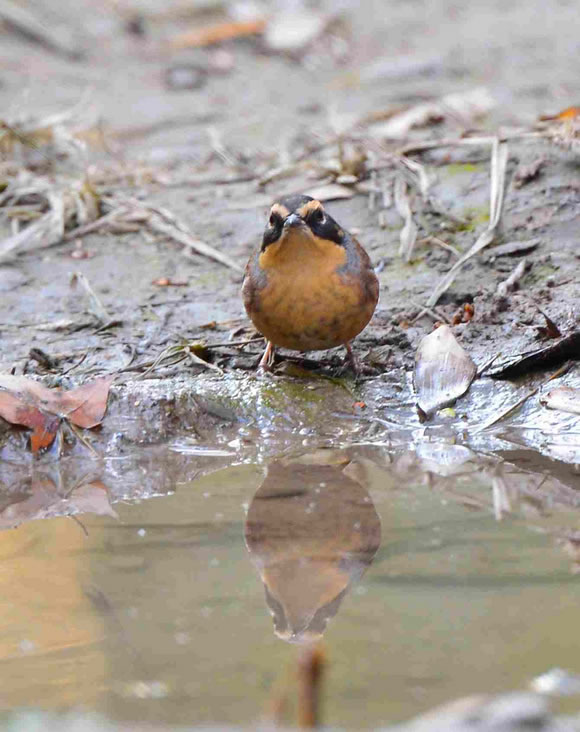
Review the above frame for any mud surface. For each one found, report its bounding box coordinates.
[0,0,580,729]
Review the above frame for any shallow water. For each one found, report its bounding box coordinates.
[1,437,580,729]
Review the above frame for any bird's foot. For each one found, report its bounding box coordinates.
[342,343,376,379]
[258,341,275,373]
[343,342,361,376]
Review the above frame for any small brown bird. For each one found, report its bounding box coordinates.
[242,195,379,371]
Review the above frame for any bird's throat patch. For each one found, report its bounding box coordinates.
[258,228,347,273]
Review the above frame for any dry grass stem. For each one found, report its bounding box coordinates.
[426,138,509,307]
[0,1,82,59]
[394,176,418,261]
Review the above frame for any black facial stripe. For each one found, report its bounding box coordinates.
[308,215,345,245]
[260,200,345,250]
[261,221,282,251]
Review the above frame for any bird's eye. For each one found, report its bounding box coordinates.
[269,213,279,227]
[310,208,325,224]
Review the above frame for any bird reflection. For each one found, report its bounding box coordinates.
[244,455,381,644]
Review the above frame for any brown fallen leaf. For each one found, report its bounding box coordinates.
[169,18,267,50]
[152,277,188,287]
[0,374,114,450]
[539,106,580,122]
[57,377,115,428]
[0,390,60,451]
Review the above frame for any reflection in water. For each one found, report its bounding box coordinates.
[245,456,381,643]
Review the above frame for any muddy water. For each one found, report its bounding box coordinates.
[0,439,579,729]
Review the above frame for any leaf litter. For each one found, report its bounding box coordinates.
[0,375,114,452]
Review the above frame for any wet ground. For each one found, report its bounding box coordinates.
[1,0,580,729]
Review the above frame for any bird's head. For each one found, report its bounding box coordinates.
[261,195,345,253]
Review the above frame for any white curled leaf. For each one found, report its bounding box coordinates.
[414,325,477,416]
[540,387,580,415]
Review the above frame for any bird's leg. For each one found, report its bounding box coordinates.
[344,342,360,375]
[258,341,275,372]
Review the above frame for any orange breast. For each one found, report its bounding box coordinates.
[245,230,377,351]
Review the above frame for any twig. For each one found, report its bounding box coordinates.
[0,0,82,59]
[169,17,267,50]
[138,345,187,379]
[0,190,66,262]
[71,272,111,325]
[496,258,530,296]
[477,353,500,377]
[61,352,88,376]
[206,337,264,348]
[184,345,224,375]
[410,300,451,324]
[394,176,418,261]
[474,361,573,432]
[258,162,310,187]
[397,132,542,157]
[418,236,461,258]
[65,420,99,456]
[62,207,130,241]
[146,204,242,271]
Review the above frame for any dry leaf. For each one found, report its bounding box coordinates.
[264,10,332,53]
[169,18,266,50]
[58,377,115,428]
[0,390,60,451]
[152,277,188,287]
[488,332,580,379]
[540,107,580,122]
[369,87,495,139]
[0,375,114,450]
[414,325,477,417]
[540,387,580,415]
[302,183,354,202]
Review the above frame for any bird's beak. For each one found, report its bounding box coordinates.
[283,213,305,229]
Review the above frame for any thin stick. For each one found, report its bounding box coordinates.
[71,272,111,325]
[418,236,461,258]
[496,258,529,297]
[147,205,242,272]
[184,345,224,375]
[474,362,573,433]
[397,131,543,157]
[0,0,82,59]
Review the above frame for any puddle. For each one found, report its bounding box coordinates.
[0,437,579,729]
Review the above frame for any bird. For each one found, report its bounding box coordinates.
[242,194,379,372]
